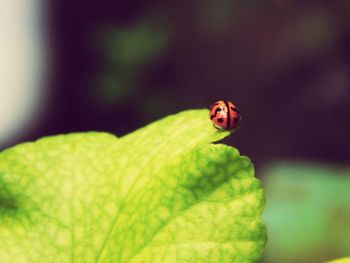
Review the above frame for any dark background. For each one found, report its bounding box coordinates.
[6,0,350,168]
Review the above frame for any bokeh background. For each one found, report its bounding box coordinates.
[1,1,350,262]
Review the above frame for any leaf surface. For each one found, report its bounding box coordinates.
[327,257,350,263]
[0,109,266,262]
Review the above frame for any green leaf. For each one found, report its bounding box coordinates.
[262,162,350,263]
[0,109,266,262]
[327,257,350,263]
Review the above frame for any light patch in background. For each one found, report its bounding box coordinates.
[0,0,44,147]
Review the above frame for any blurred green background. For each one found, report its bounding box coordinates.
[1,0,350,262]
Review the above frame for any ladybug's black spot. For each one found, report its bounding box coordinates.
[217,118,224,123]
[214,107,221,115]
[231,107,239,113]
[211,107,222,120]
[233,117,239,123]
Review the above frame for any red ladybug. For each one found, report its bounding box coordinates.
[209,100,241,131]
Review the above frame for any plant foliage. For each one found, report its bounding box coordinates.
[0,110,266,262]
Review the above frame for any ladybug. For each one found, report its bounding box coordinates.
[209,100,241,131]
